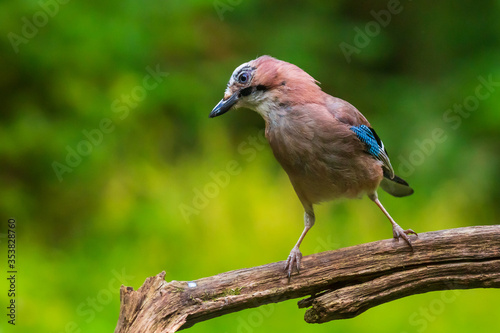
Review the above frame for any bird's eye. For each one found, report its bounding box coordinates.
[238,72,249,84]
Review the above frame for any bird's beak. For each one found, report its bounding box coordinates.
[209,93,239,118]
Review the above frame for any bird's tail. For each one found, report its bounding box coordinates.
[380,172,414,197]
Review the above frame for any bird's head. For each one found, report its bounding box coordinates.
[209,55,321,120]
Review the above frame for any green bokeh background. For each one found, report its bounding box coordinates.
[1,0,500,332]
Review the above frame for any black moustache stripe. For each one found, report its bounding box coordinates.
[239,87,253,97]
[239,85,268,98]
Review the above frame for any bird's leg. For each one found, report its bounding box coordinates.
[369,193,417,248]
[284,210,315,279]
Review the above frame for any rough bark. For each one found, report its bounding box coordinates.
[115,225,500,332]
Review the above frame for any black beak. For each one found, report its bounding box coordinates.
[209,93,239,118]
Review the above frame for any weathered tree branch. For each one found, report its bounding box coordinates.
[115,225,500,332]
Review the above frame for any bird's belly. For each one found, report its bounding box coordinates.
[292,171,360,204]
[267,117,383,205]
[285,155,383,204]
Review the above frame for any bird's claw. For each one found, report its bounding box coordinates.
[392,225,418,248]
[284,247,302,280]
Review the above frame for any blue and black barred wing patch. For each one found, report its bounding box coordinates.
[350,125,382,157]
[350,124,395,179]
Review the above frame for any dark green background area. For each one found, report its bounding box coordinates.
[1,0,499,332]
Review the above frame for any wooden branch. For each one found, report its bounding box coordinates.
[115,225,500,332]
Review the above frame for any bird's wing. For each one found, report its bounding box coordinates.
[325,96,395,179]
[324,96,370,127]
[349,125,394,179]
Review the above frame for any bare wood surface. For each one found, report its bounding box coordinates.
[115,225,500,332]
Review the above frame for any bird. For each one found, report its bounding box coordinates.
[209,55,417,279]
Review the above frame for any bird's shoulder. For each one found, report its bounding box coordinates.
[267,93,371,143]
[323,95,370,127]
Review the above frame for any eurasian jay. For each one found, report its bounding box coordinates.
[209,55,416,278]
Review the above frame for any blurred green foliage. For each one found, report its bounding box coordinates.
[1,0,500,332]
